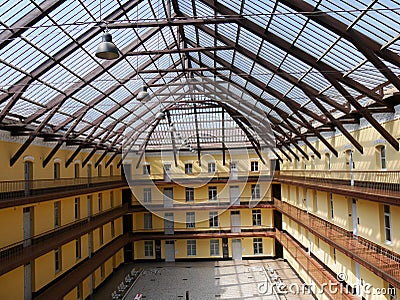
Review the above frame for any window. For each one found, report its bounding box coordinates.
[210,239,220,256]
[100,264,105,279]
[209,211,219,228]
[144,213,152,230]
[186,212,195,228]
[208,186,217,201]
[110,191,114,208]
[187,240,196,256]
[98,193,102,212]
[251,161,259,172]
[388,284,396,300]
[111,221,115,238]
[54,162,60,179]
[74,163,80,178]
[75,238,81,260]
[325,153,331,170]
[253,238,263,254]
[54,248,61,273]
[144,241,153,257]
[329,193,334,220]
[251,184,260,200]
[313,190,318,213]
[186,187,194,202]
[230,161,237,171]
[208,162,216,173]
[77,284,82,300]
[144,188,152,203]
[99,226,103,245]
[185,163,193,174]
[143,164,151,175]
[109,165,113,176]
[74,197,80,220]
[332,247,336,264]
[54,201,61,227]
[252,209,262,226]
[378,145,387,170]
[384,205,392,243]
[98,165,102,177]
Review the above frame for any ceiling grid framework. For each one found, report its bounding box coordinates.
[0,0,399,164]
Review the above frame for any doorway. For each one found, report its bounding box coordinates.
[164,164,171,182]
[24,161,33,196]
[352,199,358,236]
[164,212,174,235]
[230,186,240,205]
[165,240,175,262]
[230,211,241,233]
[232,239,242,260]
[163,188,173,208]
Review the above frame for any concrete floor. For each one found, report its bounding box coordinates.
[92,259,315,300]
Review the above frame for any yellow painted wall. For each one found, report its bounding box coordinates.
[0,267,24,300]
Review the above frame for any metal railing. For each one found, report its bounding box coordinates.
[275,199,400,288]
[0,175,125,200]
[0,204,126,263]
[275,170,400,193]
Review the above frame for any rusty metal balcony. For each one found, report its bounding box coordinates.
[0,175,127,208]
[273,170,400,205]
[275,229,355,300]
[275,199,400,289]
[0,204,128,276]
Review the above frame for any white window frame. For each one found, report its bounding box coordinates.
[210,239,220,256]
[144,213,152,230]
[185,163,193,174]
[379,145,387,170]
[144,240,154,257]
[187,240,196,256]
[251,184,261,200]
[250,161,259,172]
[186,212,195,228]
[143,164,151,175]
[144,188,152,203]
[208,186,217,201]
[384,205,392,243]
[186,187,194,202]
[252,209,262,226]
[208,162,216,173]
[329,193,334,220]
[209,211,219,228]
[253,238,263,255]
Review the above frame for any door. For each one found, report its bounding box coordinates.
[352,199,358,236]
[230,186,240,205]
[231,211,241,233]
[24,263,32,300]
[230,161,238,180]
[232,239,242,260]
[354,262,361,295]
[164,212,174,235]
[165,240,175,262]
[164,164,172,182]
[23,207,33,247]
[155,240,161,261]
[222,238,229,259]
[164,188,173,208]
[24,161,33,196]
[122,164,132,182]
[87,164,92,184]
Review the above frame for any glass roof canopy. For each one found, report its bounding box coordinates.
[1,0,400,165]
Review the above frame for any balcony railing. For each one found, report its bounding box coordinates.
[274,199,400,288]
[0,175,125,201]
[275,170,400,193]
[275,229,354,300]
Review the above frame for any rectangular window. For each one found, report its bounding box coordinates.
[144,188,152,203]
[208,186,217,201]
[253,238,263,254]
[54,163,60,179]
[208,162,216,173]
[187,240,196,256]
[252,209,262,226]
[75,238,81,260]
[98,193,102,212]
[143,164,151,175]
[144,241,153,257]
[380,146,387,170]
[332,247,336,264]
[210,239,220,256]
[100,263,105,279]
[251,161,259,172]
[74,197,80,220]
[98,165,102,177]
[209,211,219,228]
[185,163,193,174]
[110,191,114,208]
[74,163,80,178]
[186,187,194,202]
[186,212,195,228]
[251,184,260,200]
[111,221,115,238]
[99,226,103,245]
[384,205,392,243]
[329,193,334,220]
[313,190,318,213]
[54,201,61,228]
[54,248,61,273]
[109,165,113,176]
[230,161,237,171]
[77,283,82,300]
[144,213,152,230]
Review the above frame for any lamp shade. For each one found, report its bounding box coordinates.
[137,85,150,102]
[155,111,165,120]
[95,32,119,60]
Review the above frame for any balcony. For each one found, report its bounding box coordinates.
[0,175,127,208]
[0,204,128,276]
[273,170,400,205]
[274,199,400,289]
[129,170,272,185]
[275,229,355,300]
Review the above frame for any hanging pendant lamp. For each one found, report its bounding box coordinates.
[95,32,120,60]
[137,85,150,102]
